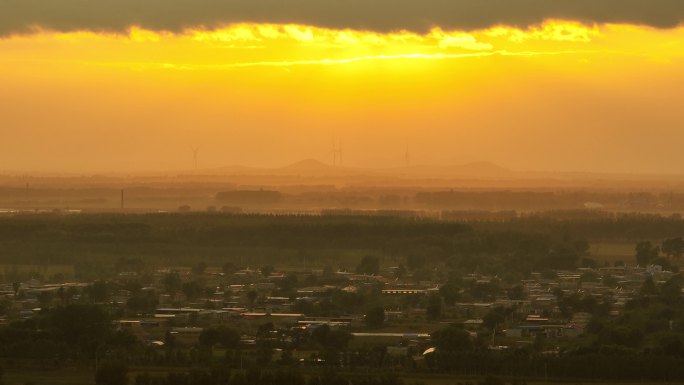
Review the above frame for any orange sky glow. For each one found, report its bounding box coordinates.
[1,21,684,174]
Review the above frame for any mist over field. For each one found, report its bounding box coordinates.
[3,158,684,215]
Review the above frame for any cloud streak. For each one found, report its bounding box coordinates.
[212,50,593,69]
[1,0,683,37]
[64,49,595,72]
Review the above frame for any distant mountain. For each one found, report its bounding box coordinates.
[458,161,512,176]
[386,161,513,178]
[209,164,266,175]
[205,159,513,179]
[209,159,349,177]
[280,159,332,172]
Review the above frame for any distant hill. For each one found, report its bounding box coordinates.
[209,165,264,175]
[458,161,512,176]
[205,159,513,179]
[281,159,332,172]
[388,161,513,178]
[208,159,355,177]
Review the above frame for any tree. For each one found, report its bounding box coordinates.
[542,241,581,270]
[311,325,353,351]
[581,257,598,268]
[192,261,207,275]
[425,294,442,321]
[87,281,110,303]
[209,366,232,385]
[603,326,643,348]
[662,237,684,259]
[135,373,151,385]
[50,304,112,354]
[394,264,407,279]
[107,330,138,351]
[199,328,221,348]
[636,241,660,266]
[164,330,177,349]
[364,306,385,329]
[439,282,461,305]
[639,276,658,296]
[126,292,158,314]
[182,280,204,301]
[245,368,261,385]
[660,274,684,305]
[115,257,145,274]
[278,273,299,292]
[222,262,237,275]
[322,265,334,279]
[651,256,679,272]
[480,376,506,385]
[431,324,472,352]
[247,290,258,308]
[482,308,507,330]
[507,285,525,300]
[257,322,275,338]
[256,341,274,365]
[658,333,684,356]
[260,265,274,277]
[217,327,241,349]
[356,256,380,275]
[95,360,128,385]
[162,273,182,295]
[38,290,55,308]
[230,373,248,385]
[406,254,425,271]
[573,239,591,257]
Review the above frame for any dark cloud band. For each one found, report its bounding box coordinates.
[1,0,683,36]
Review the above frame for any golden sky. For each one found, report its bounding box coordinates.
[1,18,684,174]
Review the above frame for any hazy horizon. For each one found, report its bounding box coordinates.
[0,158,684,181]
[2,2,684,175]
[4,157,684,178]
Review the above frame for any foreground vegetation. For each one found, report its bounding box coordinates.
[0,211,682,274]
[1,212,684,384]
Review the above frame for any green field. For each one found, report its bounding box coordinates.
[0,264,74,277]
[4,368,93,385]
[5,367,684,385]
[591,240,684,269]
[590,242,636,264]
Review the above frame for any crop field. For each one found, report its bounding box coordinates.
[7,367,681,385]
[4,368,93,385]
[590,242,636,264]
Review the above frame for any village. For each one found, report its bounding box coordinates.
[0,257,671,369]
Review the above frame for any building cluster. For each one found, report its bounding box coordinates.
[0,260,672,362]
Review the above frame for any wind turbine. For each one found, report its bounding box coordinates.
[192,147,200,171]
[330,142,337,166]
[331,138,342,166]
[337,139,343,166]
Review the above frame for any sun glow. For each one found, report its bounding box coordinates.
[2,21,682,74]
[1,21,681,73]
[2,20,684,173]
